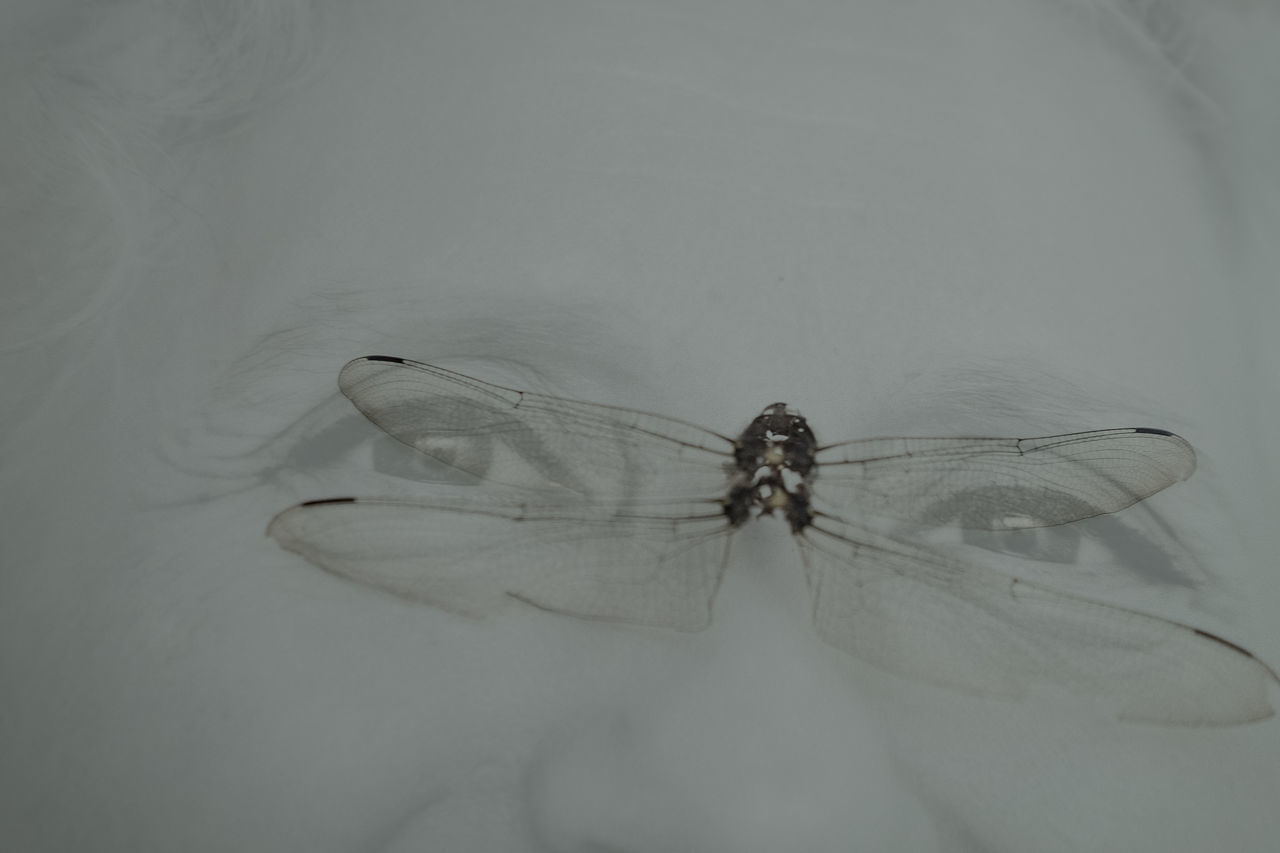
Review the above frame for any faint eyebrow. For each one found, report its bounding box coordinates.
[885,359,1184,435]
[1096,0,1216,111]
[241,286,618,386]
[253,293,1179,439]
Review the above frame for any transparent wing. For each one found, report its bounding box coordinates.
[812,429,1196,530]
[799,519,1277,725]
[267,495,734,630]
[338,356,734,500]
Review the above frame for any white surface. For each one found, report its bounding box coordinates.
[3,1,1280,851]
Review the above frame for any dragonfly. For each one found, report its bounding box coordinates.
[268,355,1277,724]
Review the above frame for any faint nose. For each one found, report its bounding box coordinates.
[525,700,930,853]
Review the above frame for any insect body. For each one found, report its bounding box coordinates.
[726,403,818,533]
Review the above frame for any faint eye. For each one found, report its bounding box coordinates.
[915,486,1098,564]
[911,486,1188,583]
[372,433,482,484]
[961,523,1082,564]
[282,410,481,485]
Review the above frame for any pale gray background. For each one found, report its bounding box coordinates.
[3,1,1279,851]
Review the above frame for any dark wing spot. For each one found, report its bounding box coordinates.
[1192,628,1260,661]
[1192,630,1280,684]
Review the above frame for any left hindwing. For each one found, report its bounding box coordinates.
[268,495,733,630]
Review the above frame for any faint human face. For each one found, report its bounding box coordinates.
[8,2,1279,852]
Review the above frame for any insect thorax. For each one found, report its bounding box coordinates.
[725,403,818,534]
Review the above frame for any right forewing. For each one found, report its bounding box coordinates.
[812,429,1196,530]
